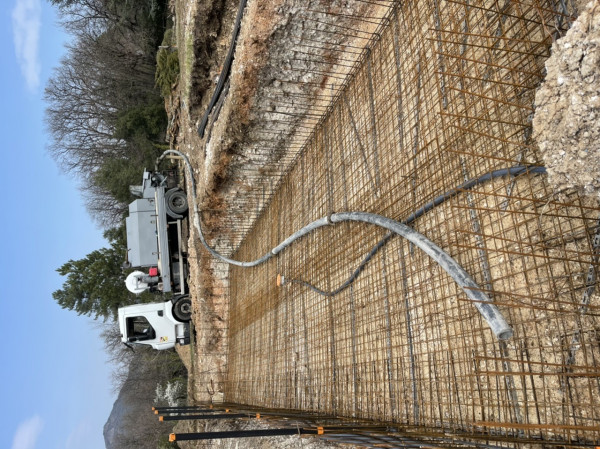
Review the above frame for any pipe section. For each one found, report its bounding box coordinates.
[197,0,249,138]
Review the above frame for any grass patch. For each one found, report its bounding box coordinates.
[155,28,180,98]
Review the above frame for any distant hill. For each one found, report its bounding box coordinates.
[104,350,186,449]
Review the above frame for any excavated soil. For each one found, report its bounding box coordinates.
[169,1,392,446]
[170,0,392,403]
[166,0,600,447]
[533,1,600,200]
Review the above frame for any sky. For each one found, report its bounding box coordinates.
[1,0,116,448]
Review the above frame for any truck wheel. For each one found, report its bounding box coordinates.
[166,189,188,215]
[172,296,192,323]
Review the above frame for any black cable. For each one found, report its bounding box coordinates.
[285,165,546,297]
[198,0,248,138]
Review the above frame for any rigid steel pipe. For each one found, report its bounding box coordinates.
[153,406,225,414]
[169,426,391,441]
[169,428,314,442]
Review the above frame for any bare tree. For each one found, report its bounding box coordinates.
[97,320,134,393]
[45,41,126,176]
[51,0,156,37]
[81,182,129,229]
[45,11,164,226]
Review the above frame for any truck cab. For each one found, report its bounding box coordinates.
[118,296,191,350]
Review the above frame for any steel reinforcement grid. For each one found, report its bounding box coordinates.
[223,0,600,446]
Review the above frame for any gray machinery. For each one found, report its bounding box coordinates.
[125,170,188,295]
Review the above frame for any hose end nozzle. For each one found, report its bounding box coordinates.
[276,274,285,286]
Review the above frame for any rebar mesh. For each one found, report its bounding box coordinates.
[222,0,600,446]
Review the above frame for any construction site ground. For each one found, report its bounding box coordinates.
[168,1,600,447]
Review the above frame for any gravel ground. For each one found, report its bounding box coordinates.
[533,1,600,201]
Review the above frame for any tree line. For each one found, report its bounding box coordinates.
[47,0,175,320]
[47,5,188,447]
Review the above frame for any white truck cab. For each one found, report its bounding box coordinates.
[118,296,191,350]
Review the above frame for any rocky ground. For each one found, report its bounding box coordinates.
[169,0,394,403]
[165,0,600,447]
[533,1,600,200]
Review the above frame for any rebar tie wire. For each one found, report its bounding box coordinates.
[157,151,547,341]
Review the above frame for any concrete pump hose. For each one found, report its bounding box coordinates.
[290,165,547,297]
[330,212,513,340]
[157,149,274,267]
[158,149,513,340]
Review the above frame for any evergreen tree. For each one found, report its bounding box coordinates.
[53,227,135,319]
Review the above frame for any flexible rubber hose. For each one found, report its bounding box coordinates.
[197,0,248,138]
[158,149,276,267]
[159,149,514,339]
[277,211,514,340]
[287,165,547,297]
[330,212,513,340]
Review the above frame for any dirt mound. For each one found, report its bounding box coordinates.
[533,1,600,200]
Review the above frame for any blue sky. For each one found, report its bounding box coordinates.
[1,1,116,448]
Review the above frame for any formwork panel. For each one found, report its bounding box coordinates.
[225,0,600,446]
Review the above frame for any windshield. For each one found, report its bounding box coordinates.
[125,316,156,342]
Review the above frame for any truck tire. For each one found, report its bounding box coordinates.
[166,189,188,215]
[172,296,192,323]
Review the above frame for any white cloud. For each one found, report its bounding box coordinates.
[65,419,92,449]
[11,0,42,92]
[11,415,44,449]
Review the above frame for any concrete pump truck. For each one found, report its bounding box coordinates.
[117,169,192,350]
